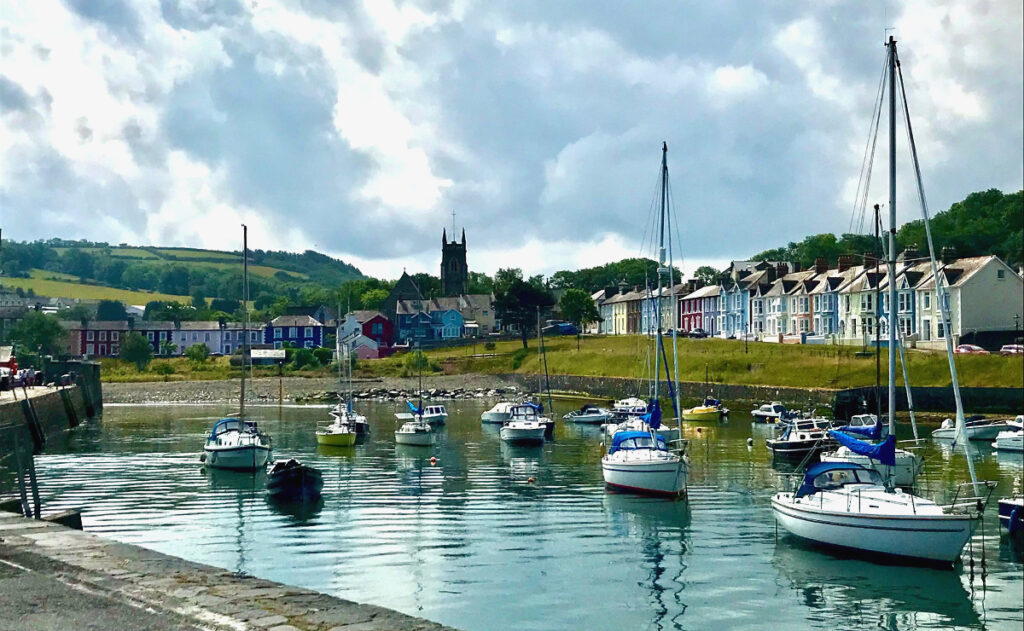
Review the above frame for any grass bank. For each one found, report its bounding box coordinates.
[363,336,1023,390]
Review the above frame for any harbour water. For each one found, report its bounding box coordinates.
[18,400,1024,630]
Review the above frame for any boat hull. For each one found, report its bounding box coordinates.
[993,431,1023,452]
[422,413,447,425]
[998,498,1023,543]
[767,438,836,459]
[204,445,273,471]
[751,412,782,424]
[499,426,545,444]
[315,431,357,447]
[682,408,722,422]
[267,465,324,500]
[932,422,1009,441]
[395,431,435,446]
[481,411,511,424]
[565,412,612,424]
[601,458,687,497]
[771,495,976,565]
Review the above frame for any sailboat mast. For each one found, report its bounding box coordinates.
[240,224,248,418]
[653,142,667,404]
[886,37,897,438]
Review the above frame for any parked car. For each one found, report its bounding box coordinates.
[954,344,989,354]
[688,328,708,339]
[999,344,1023,356]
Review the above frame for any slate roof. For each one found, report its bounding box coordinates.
[269,315,322,327]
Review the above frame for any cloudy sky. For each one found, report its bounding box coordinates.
[1,0,1021,280]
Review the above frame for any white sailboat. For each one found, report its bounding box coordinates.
[394,351,435,446]
[773,37,993,565]
[203,225,272,471]
[316,336,361,447]
[601,142,688,498]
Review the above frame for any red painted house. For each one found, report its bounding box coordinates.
[338,310,394,358]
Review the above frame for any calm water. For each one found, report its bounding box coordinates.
[12,400,1024,630]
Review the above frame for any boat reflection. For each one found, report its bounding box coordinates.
[317,443,357,458]
[203,465,265,491]
[772,543,981,628]
[266,494,324,522]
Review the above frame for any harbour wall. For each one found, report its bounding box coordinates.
[498,373,1023,417]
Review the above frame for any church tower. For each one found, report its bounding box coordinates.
[441,227,468,296]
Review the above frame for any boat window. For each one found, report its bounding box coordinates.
[813,469,858,489]
[854,469,883,485]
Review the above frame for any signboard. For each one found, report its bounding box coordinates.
[250,349,286,360]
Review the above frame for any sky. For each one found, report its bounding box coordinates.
[1,0,1021,281]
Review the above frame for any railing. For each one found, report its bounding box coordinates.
[946,480,998,515]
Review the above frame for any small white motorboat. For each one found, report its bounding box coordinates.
[772,462,984,565]
[766,417,835,460]
[601,428,688,497]
[843,413,889,439]
[612,397,647,419]
[751,402,789,424]
[563,403,613,424]
[482,401,517,424]
[203,417,273,471]
[499,404,547,445]
[420,404,449,425]
[932,416,1010,441]
[992,418,1023,453]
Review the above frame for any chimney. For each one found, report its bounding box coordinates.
[792,262,802,272]
[941,245,957,264]
[693,278,706,290]
[618,278,628,294]
[775,263,788,278]
[897,244,919,263]
[127,316,135,329]
[837,255,855,272]
[863,252,878,267]
[80,317,88,328]
[814,257,828,274]
[765,267,777,283]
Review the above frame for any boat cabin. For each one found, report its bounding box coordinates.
[795,462,883,498]
[757,403,787,415]
[778,418,832,440]
[509,404,541,421]
[846,414,878,430]
[608,430,668,454]
[614,398,648,415]
[424,405,447,416]
[209,418,258,439]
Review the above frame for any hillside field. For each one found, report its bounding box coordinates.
[1,270,192,304]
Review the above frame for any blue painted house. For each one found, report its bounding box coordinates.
[431,309,464,340]
[265,315,325,349]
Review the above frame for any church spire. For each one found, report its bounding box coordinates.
[442,228,447,244]
[461,228,466,245]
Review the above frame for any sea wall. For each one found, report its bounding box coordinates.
[498,373,1023,416]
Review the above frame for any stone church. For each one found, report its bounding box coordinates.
[441,228,467,296]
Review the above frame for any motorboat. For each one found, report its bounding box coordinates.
[992,429,1023,452]
[394,419,435,446]
[998,497,1023,544]
[931,416,1010,441]
[315,406,358,447]
[420,404,449,425]
[612,397,648,419]
[266,458,323,501]
[843,413,889,439]
[499,404,547,445]
[601,426,688,498]
[563,403,613,424]
[682,395,728,422]
[766,417,835,460]
[751,402,789,424]
[482,401,517,424]
[203,417,273,471]
[771,461,983,565]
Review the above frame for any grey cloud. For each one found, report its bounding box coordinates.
[64,0,143,44]
[0,76,30,112]
[159,0,246,31]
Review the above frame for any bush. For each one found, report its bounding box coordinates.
[152,363,174,375]
[511,347,531,370]
[185,343,211,364]
[291,348,316,369]
[484,341,496,351]
[312,347,333,366]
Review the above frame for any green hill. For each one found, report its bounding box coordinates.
[1,239,364,302]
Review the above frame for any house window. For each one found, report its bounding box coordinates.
[289,327,298,338]
[225,344,231,354]
[898,292,909,312]
[371,322,383,335]
[224,331,232,341]
[799,319,809,333]
[98,331,106,341]
[192,332,198,341]
[937,322,945,338]
[86,343,95,355]
[274,328,282,339]
[860,294,873,312]
[99,344,106,355]
[111,344,118,355]
[304,327,313,338]
[843,295,850,312]
[483,310,489,316]
[86,330,95,341]
[251,331,259,342]
[111,331,119,341]
[851,319,857,336]
[304,340,314,348]
[274,341,283,349]
[160,331,167,340]
[147,332,154,341]
[923,293,931,310]
[997,269,1005,280]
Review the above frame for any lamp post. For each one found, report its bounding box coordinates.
[1014,314,1021,343]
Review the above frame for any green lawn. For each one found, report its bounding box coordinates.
[365,336,1024,389]
[152,247,237,261]
[100,356,333,382]
[1,273,191,304]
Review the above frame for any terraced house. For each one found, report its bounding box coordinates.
[265,314,325,349]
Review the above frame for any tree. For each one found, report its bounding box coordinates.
[360,288,389,311]
[404,350,429,374]
[493,268,523,295]
[693,266,724,286]
[96,300,127,321]
[191,290,207,310]
[159,339,177,357]
[56,304,93,322]
[559,288,600,349]
[495,279,555,348]
[185,343,210,364]
[120,332,153,372]
[9,311,66,355]
[210,298,240,314]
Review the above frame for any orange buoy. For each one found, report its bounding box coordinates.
[528,477,535,484]
[696,427,702,434]
[430,456,437,465]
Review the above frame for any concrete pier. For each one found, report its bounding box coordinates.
[0,510,456,630]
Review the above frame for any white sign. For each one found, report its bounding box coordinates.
[250,349,286,359]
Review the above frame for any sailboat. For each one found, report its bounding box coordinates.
[394,351,436,446]
[316,336,360,446]
[203,225,273,471]
[772,37,993,565]
[601,142,688,498]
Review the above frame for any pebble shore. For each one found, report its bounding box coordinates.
[103,375,524,405]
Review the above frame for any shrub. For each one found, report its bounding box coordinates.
[291,348,316,369]
[484,341,496,351]
[185,343,211,364]
[312,347,333,366]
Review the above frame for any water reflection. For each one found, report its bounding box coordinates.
[773,543,981,629]
[266,494,324,522]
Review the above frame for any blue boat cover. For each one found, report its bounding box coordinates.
[609,430,667,454]
[837,416,883,439]
[209,417,252,440]
[524,401,543,413]
[641,400,662,429]
[703,396,720,407]
[406,401,423,416]
[827,430,896,466]
[795,461,867,498]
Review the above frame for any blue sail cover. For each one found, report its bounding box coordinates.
[796,461,866,497]
[837,417,883,439]
[406,401,423,416]
[609,430,667,453]
[641,400,662,429]
[827,431,896,466]
[524,401,543,413]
